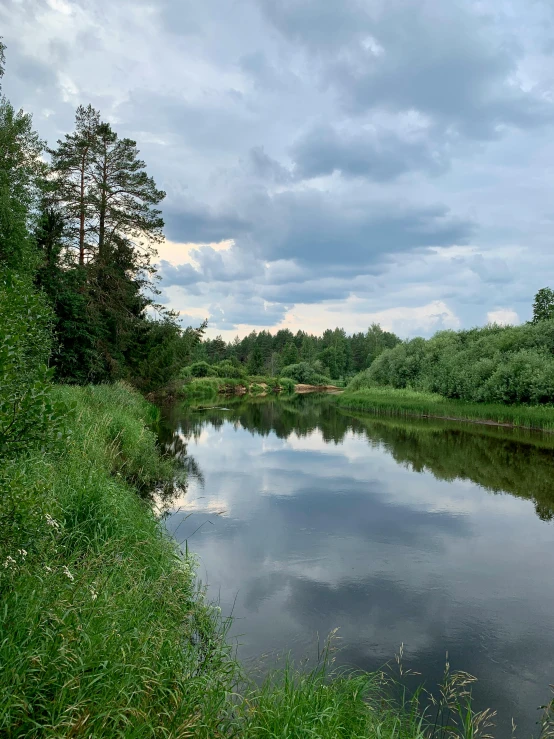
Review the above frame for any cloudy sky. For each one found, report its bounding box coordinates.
[3,0,554,338]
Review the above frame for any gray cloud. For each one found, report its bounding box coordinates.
[208,296,289,329]
[250,191,473,266]
[2,0,553,335]
[291,123,447,181]
[163,200,251,244]
[260,0,553,139]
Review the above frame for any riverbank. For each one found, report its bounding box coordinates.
[2,382,463,737]
[337,386,554,432]
[149,375,297,402]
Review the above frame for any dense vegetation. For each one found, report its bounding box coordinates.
[191,323,401,382]
[347,319,554,406]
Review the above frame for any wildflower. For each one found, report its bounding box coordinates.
[90,587,98,601]
[62,566,74,581]
[17,549,27,558]
[45,513,60,530]
[3,556,16,569]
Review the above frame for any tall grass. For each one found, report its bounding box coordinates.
[0,383,236,737]
[339,386,554,431]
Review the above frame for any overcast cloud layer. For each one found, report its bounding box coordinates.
[3,0,554,337]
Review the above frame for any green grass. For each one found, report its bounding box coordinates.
[338,386,554,431]
[0,383,236,737]
[0,382,533,737]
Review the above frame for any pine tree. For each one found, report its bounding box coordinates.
[248,344,264,374]
[48,105,100,265]
[90,122,165,269]
[280,340,299,368]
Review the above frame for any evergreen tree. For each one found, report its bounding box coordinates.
[90,122,165,268]
[281,340,299,368]
[48,105,100,265]
[248,344,264,374]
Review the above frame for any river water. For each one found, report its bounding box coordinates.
[159,393,554,737]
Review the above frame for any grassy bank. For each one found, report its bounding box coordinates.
[338,386,554,431]
[0,383,237,737]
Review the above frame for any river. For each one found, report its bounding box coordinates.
[159,393,554,737]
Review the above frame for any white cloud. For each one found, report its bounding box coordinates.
[486,308,520,326]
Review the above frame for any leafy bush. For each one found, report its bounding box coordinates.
[213,360,246,379]
[277,377,296,393]
[351,320,554,405]
[280,361,332,385]
[0,271,67,457]
[183,361,217,378]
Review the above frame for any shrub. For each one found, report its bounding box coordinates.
[0,271,67,458]
[280,362,332,385]
[186,361,217,378]
[214,360,246,379]
[351,320,554,405]
[278,377,296,393]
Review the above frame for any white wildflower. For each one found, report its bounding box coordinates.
[62,566,74,581]
[45,513,61,530]
[17,549,27,558]
[3,556,16,569]
[90,587,98,601]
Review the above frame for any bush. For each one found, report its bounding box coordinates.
[280,362,332,385]
[277,377,296,393]
[0,271,67,457]
[214,360,246,379]
[184,361,217,378]
[351,320,554,405]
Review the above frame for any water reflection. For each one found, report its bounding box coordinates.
[159,394,554,737]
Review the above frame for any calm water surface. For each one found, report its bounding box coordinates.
[159,394,554,737]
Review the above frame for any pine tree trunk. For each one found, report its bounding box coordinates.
[98,143,107,263]
[79,151,86,266]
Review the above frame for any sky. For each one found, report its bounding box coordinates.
[3,0,554,339]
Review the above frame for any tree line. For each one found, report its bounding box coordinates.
[190,324,401,381]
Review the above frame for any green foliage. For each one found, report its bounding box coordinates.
[248,343,265,374]
[0,384,233,737]
[351,321,554,405]
[339,386,554,431]
[214,359,246,379]
[278,377,296,393]
[187,360,217,378]
[532,287,554,324]
[280,340,299,368]
[191,325,401,381]
[0,84,45,272]
[280,361,333,385]
[0,271,67,456]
